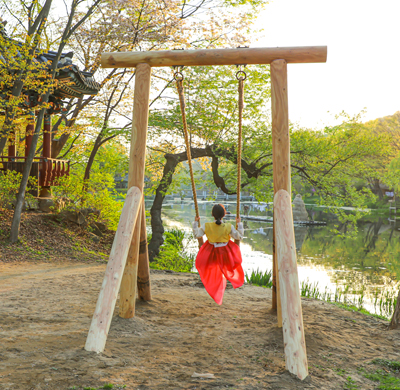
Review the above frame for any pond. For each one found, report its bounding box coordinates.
[146,199,399,318]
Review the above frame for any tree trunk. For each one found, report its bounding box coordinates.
[369,178,383,200]
[51,102,83,158]
[390,290,400,329]
[148,154,180,261]
[83,138,101,181]
[10,109,45,242]
[147,145,254,260]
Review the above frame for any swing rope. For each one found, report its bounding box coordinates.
[175,68,204,247]
[235,68,246,245]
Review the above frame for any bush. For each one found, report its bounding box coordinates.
[150,229,196,273]
[52,171,124,231]
[0,171,36,210]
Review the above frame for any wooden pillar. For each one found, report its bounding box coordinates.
[119,63,152,318]
[39,114,52,197]
[25,114,34,157]
[137,199,151,300]
[8,132,16,161]
[271,59,290,327]
[43,114,51,158]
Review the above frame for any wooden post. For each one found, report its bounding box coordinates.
[271,59,290,327]
[137,199,151,300]
[85,186,142,353]
[8,132,15,161]
[25,115,34,157]
[119,63,152,318]
[39,114,52,197]
[43,114,51,158]
[274,189,308,380]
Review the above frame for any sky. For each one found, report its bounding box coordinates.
[253,0,400,129]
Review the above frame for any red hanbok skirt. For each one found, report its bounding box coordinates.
[195,240,244,305]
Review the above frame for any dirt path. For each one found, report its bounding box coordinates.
[0,261,399,390]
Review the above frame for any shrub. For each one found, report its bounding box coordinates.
[150,229,196,273]
[0,171,36,210]
[52,171,124,231]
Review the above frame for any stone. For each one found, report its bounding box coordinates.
[63,210,86,225]
[94,222,107,232]
[88,232,100,243]
[38,198,54,213]
[90,223,104,237]
[81,208,101,218]
[292,194,309,222]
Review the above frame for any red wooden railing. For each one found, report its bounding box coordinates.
[0,156,70,187]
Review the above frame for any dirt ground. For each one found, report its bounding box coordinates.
[1,261,400,390]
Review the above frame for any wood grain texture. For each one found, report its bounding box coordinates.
[274,189,308,381]
[101,46,327,68]
[42,114,51,158]
[271,59,290,326]
[85,186,142,353]
[272,223,282,327]
[119,63,152,318]
[137,199,151,301]
[272,222,277,311]
[271,59,290,195]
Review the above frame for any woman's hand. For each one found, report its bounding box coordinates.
[195,216,200,222]
[236,217,241,223]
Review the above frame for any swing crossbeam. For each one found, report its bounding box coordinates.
[101,46,327,68]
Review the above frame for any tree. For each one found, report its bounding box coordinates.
[0,0,53,155]
[46,0,266,182]
[1,0,102,242]
[144,66,392,260]
[364,111,400,199]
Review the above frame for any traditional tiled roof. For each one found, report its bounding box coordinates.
[37,50,101,99]
[0,21,101,102]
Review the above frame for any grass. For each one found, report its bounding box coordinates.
[245,268,273,288]
[362,359,400,389]
[328,359,400,390]
[245,271,395,320]
[300,279,395,320]
[77,384,126,390]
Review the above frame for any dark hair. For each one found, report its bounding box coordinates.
[212,204,226,225]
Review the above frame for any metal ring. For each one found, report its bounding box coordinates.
[174,71,184,81]
[236,70,247,81]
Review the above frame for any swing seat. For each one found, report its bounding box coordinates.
[195,240,244,305]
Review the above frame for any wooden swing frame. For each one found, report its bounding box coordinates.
[85,46,327,381]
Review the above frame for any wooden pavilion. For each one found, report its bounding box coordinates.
[0,24,101,197]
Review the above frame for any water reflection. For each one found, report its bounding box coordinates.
[152,199,399,316]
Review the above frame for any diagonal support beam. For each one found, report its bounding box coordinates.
[274,189,308,381]
[85,186,142,353]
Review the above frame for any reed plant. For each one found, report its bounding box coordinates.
[245,268,273,288]
[300,280,397,320]
[373,289,397,319]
